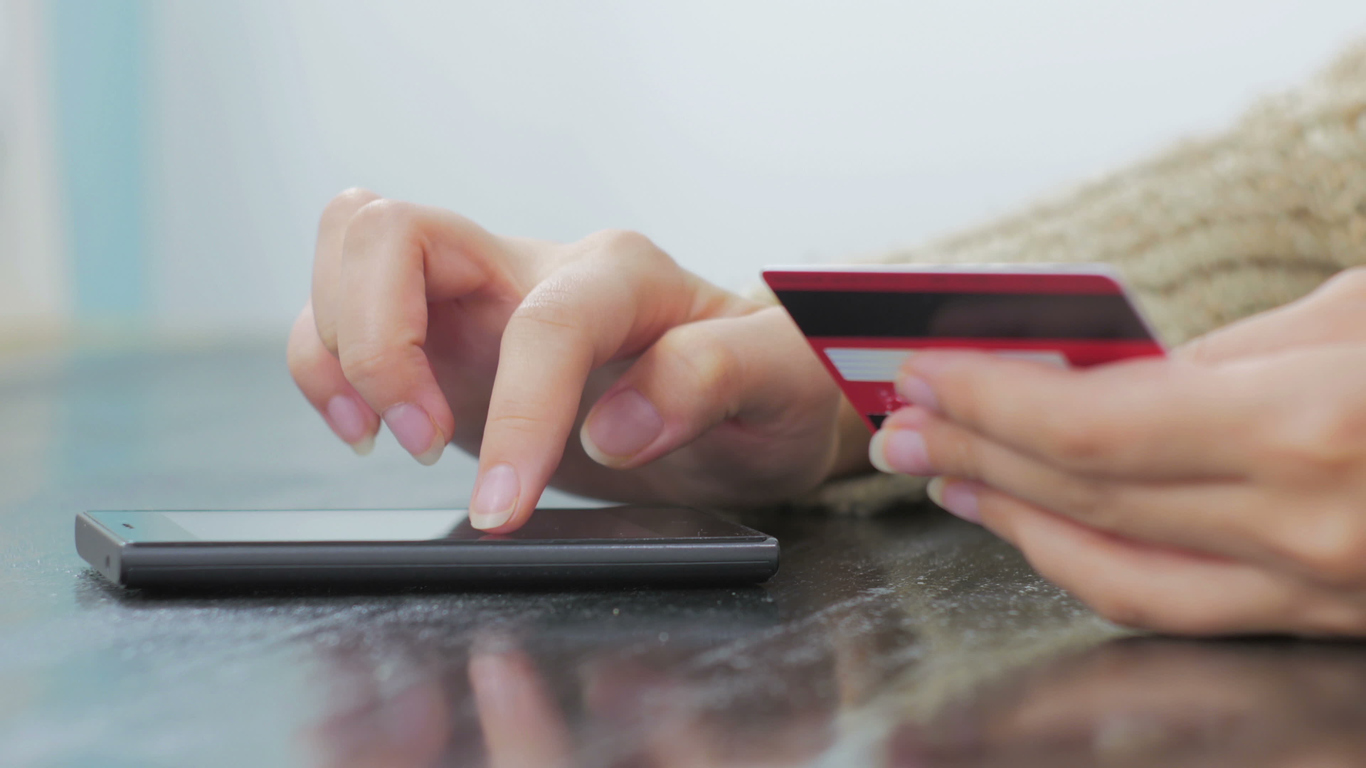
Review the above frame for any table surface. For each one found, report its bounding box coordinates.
[2,341,1363,768]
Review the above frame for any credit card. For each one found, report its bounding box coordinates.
[763,264,1165,431]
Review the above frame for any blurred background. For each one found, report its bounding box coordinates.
[2,0,1365,343]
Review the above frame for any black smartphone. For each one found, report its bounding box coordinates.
[75,506,779,590]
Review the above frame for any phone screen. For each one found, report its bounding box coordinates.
[88,506,760,545]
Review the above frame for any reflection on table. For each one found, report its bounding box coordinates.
[890,637,1366,768]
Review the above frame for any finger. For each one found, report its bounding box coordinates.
[471,231,745,531]
[312,188,382,354]
[578,307,830,473]
[897,351,1256,478]
[469,649,573,768]
[899,343,1366,590]
[875,408,1347,580]
[334,200,507,465]
[952,483,1362,636]
[287,302,380,454]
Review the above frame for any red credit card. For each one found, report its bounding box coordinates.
[763,264,1165,432]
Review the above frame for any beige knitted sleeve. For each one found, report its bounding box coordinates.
[783,39,1366,515]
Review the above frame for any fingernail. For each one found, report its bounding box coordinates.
[581,388,664,466]
[471,463,519,530]
[326,395,375,455]
[349,433,375,457]
[927,477,981,524]
[926,476,946,506]
[869,429,933,475]
[382,403,445,465]
[895,374,939,412]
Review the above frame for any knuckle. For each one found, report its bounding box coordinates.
[657,324,741,400]
[1050,477,1114,526]
[320,187,380,229]
[583,228,671,267]
[343,199,421,250]
[485,410,550,437]
[1275,510,1366,586]
[587,228,653,253]
[1266,410,1362,482]
[942,372,989,429]
[1038,414,1114,468]
[337,342,406,393]
[509,288,585,336]
[929,426,982,478]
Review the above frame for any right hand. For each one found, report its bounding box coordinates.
[872,267,1366,636]
[287,190,870,531]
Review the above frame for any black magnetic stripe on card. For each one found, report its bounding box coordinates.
[774,291,1151,340]
[868,414,887,429]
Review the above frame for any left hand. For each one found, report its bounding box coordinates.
[286,192,870,532]
[869,267,1366,636]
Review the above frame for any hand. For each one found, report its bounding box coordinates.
[869,267,1366,636]
[287,190,869,531]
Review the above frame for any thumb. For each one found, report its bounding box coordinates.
[1177,268,1366,365]
[579,306,832,469]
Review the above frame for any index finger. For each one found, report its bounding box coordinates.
[897,352,1256,479]
[469,231,739,531]
[469,647,573,768]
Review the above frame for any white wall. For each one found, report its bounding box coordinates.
[0,0,67,334]
[147,0,1366,332]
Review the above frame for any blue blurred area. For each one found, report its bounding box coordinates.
[13,1,1364,335]
[46,0,147,322]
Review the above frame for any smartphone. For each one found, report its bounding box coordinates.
[763,263,1165,431]
[75,506,779,589]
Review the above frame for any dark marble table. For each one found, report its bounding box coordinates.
[2,341,1363,767]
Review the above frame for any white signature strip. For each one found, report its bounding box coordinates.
[824,348,1069,382]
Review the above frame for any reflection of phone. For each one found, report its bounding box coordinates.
[763,263,1165,431]
[75,506,779,589]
